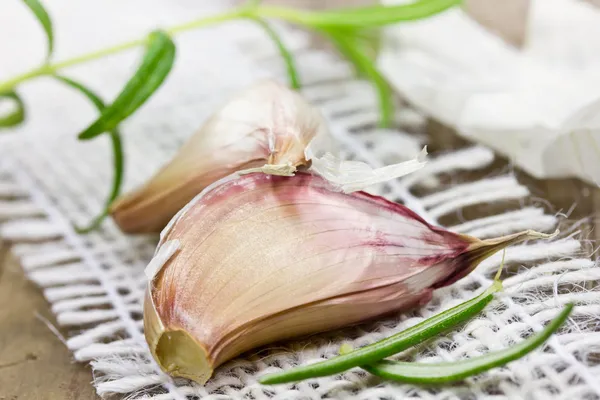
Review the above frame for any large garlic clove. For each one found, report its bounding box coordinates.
[110,80,332,233]
[144,172,555,384]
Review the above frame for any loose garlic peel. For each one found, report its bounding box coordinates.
[306,146,428,193]
[143,172,557,384]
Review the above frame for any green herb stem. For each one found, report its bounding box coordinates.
[0,8,244,94]
[253,6,313,25]
[75,129,124,233]
[54,75,125,232]
[259,280,502,385]
[166,9,248,35]
[0,65,50,94]
[51,39,148,71]
[251,17,301,89]
[325,29,393,128]
[363,303,574,384]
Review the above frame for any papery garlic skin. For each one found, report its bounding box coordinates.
[110,80,332,233]
[308,146,428,193]
[144,172,554,384]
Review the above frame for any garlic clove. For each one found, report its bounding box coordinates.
[144,172,555,384]
[110,79,332,233]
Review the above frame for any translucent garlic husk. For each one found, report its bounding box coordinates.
[143,172,555,384]
[110,80,333,233]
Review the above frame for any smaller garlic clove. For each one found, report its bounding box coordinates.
[111,155,264,233]
[110,80,332,233]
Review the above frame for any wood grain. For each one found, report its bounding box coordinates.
[0,242,98,400]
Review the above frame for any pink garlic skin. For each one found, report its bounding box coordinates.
[150,172,477,370]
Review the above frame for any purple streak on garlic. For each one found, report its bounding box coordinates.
[144,172,555,384]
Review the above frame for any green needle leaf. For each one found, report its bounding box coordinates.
[259,279,502,385]
[55,76,104,109]
[0,91,26,128]
[363,303,574,384]
[325,29,393,128]
[23,0,54,60]
[55,75,124,233]
[296,0,462,29]
[252,18,300,89]
[78,30,176,140]
[347,28,382,61]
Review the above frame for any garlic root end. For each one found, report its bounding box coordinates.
[154,329,213,384]
[145,288,214,384]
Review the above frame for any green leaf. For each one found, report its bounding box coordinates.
[325,29,393,128]
[0,91,26,128]
[348,28,382,61]
[76,129,124,233]
[55,75,125,232]
[23,0,54,60]
[55,76,104,109]
[302,0,462,29]
[329,28,381,74]
[78,30,176,140]
[252,18,300,89]
[363,303,574,384]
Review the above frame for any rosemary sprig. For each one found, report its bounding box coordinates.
[259,278,503,384]
[361,303,573,384]
[0,0,462,230]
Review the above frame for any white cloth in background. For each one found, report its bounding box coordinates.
[379,0,600,185]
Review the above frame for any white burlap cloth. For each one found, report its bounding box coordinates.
[1,1,600,399]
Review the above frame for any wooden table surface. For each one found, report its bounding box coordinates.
[0,243,97,400]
